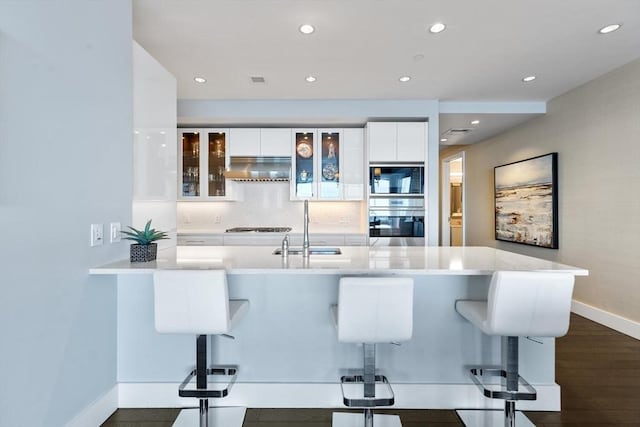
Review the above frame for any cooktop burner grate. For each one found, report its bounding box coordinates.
[225,227,292,233]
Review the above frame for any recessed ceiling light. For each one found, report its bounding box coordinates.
[522,75,537,83]
[440,138,448,142]
[299,24,315,35]
[305,75,317,83]
[598,23,621,34]
[194,77,206,83]
[399,76,411,82]
[429,22,446,34]
[471,120,480,125]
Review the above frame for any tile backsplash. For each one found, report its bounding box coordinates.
[178,182,366,233]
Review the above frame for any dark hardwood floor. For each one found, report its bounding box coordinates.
[102,314,640,426]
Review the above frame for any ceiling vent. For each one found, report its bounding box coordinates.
[443,128,472,137]
[251,76,266,83]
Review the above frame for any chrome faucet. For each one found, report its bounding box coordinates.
[281,234,289,257]
[303,199,310,258]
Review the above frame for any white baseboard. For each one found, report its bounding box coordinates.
[65,385,118,427]
[117,382,560,411]
[572,299,640,340]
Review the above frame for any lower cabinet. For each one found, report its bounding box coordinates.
[177,233,367,246]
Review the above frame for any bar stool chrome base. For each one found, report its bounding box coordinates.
[340,373,395,407]
[172,406,246,427]
[178,365,239,399]
[456,409,534,427]
[333,412,402,427]
[467,367,536,401]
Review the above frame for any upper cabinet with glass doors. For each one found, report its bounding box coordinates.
[292,129,316,199]
[291,128,363,201]
[318,129,341,199]
[178,128,234,200]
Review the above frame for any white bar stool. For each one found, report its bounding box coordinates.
[331,277,414,427]
[153,269,249,427]
[455,271,574,427]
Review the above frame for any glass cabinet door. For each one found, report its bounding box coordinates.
[207,131,227,197]
[318,130,340,199]
[294,130,315,199]
[181,131,200,197]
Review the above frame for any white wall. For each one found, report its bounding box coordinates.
[0,1,132,426]
[460,58,640,325]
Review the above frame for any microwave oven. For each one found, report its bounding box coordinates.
[369,164,424,195]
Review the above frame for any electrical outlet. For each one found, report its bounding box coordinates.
[90,224,104,247]
[214,215,222,224]
[110,222,121,243]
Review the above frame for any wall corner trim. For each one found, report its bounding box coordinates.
[64,385,118,427]
[572,299,640,340]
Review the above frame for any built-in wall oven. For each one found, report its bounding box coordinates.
[368,164,425,246]
[368,197,425,246]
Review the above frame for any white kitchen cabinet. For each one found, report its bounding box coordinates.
[367,121,427,162]
[229,128,260,156]
[260,128,292,156]
[178,128,235,200]
[344,234,367,246]
[177,233,366,247]
[367,122,397,162]
[229,128,292,157]
[342,128,365,200]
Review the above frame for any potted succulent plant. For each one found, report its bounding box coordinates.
[121,219,169,262]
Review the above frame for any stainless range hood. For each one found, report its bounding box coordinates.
[224,156,291,181]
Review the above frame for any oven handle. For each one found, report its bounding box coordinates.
[369,163,425,167]
[368,209,426,217]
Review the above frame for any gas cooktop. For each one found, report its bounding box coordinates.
[225,227,292,233]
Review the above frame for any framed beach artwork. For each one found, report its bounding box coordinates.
[494,153,558,249]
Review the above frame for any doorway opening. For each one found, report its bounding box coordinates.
[441,153,465,246]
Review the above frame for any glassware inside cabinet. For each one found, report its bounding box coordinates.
[319,131,340,198]
[181,132,200,197]
[295,131,314,199]
[208,131,226,197]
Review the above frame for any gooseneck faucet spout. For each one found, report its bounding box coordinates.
[303,199,310,258]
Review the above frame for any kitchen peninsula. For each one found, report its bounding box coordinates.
[91,246,587,411]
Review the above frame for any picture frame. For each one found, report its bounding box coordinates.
[494,152,558,249]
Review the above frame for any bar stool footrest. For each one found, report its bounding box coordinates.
[340,374,395,407]
[469,367,536,401]
[178,365,238,398]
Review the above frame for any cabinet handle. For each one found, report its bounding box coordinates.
[186,240,206,245]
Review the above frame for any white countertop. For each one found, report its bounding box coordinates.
[89,246,588,276]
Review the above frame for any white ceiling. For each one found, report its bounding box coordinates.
[133,0,640,145]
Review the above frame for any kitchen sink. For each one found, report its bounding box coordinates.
[273,247,342,255]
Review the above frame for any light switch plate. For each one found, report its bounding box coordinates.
[110,222,121,243]
[90,224,104,247]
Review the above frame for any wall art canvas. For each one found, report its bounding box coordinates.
[494,153,558,248]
